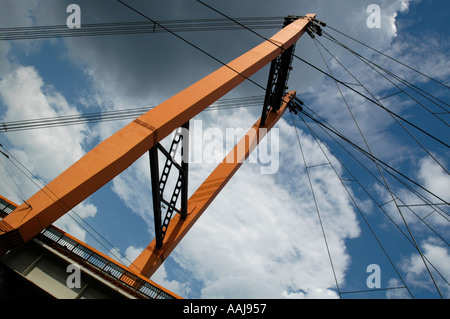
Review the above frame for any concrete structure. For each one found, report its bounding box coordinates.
[0,196,179,299]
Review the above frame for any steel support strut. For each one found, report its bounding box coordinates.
[0,14,316,260]
[149,121,189,249]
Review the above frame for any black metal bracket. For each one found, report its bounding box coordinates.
[288,96,304,115]
[149,122,189,249]
[305,17,325,39]
[260,16,299,126]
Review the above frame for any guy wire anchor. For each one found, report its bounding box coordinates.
[288,96,304,115]
[306,17,325,38]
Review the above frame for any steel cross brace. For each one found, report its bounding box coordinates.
[149,122,189,249]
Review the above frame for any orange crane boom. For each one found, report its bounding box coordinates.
[0,14,316,277]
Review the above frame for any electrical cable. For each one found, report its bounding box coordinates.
[295,107,413,298]
[2,1,447,297]
[299,107,449,206]
[296,55,450,149]
[0,95,264,132]
[197,0,449,297]
[299,109,447,298]
[0,17,285,41]
[312,37,450,175]
[321,32,450,120]
[323,24,450,90]
[290,112,342,298]
[310,38,437,288]
[296,104,450,290]
[308,35,445,295]
[115,0,267,92]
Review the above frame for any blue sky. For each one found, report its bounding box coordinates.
[0,0,449,299]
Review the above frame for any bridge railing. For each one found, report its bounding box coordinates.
[0,195,178,299]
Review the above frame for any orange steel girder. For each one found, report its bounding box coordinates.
[0,14,315,263]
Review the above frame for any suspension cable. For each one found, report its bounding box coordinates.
[290,112,342,298]
[294,108,413,298]
[196,0,448,297]
[323,24,450,90]
[0,17,284,41]
[0,96,264,133]
[312,37,450,175]
[295,103,449,290]
[321,32,450,120]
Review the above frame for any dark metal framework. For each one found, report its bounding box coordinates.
[149,122,189,249]
[260,16,300,126]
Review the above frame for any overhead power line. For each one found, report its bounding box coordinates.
[0,17,284,41]
[0,95,264,132]
[324,25,450,90]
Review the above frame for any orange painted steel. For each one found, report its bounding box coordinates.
[131,91,295,278]
[0,15,315,261]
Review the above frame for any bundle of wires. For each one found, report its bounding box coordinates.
[0,17,284,41]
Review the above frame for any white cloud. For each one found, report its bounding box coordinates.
[400,0,411,13]
[110,155,154,231]
[0,65,97,240]
[0,66,87,179]
[0,42,12,78]
[104,104,361,298]
[0,0,42,78]
[398,238,450,298]
[418,157,450,203]
[373,155,450,230]
[54,202,98,243]
[152,263,192,298]
[386,278,411,299]
[108,244,143,267]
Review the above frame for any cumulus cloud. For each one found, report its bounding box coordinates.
[103,102,361,298]
[398,238,450,298]
[54,202,98,243]
[418,157,450,203]
[0,65,97,240]
[0,66,87,178]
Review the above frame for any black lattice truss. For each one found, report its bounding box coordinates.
[149,122,189,249]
